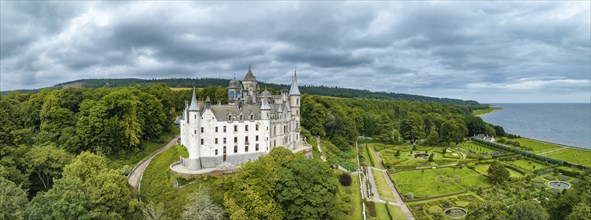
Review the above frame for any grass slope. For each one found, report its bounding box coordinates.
[371,169,396,201]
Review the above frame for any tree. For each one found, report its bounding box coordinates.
[487,161,510,184]
[493,125,506,137]
[224,156,283,220]
[25,145,73,195]
[428,153,434,162]
[0,177,28,220]
[142,201,168,220]
[395,150,401,157]
[466,201,509,220]
[565,203,591,220]
[27,152,135,219]
[441,121,468,146]
[426,127,440,145]
[339,173,352,186]
[442,148,447,154]
[465,116,487,136]
[547,176,591,219]
[183,187,225,220]
[508,200,549,220]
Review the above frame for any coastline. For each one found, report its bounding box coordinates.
[473,107,502,116]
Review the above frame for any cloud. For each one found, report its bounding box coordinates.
[1,1,589,103]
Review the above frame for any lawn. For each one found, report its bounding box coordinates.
[391,168,490,198]
[366,145,381,168]
[458,141,499,153]
[387,204,407,220]
[510,159,549,172]
[472,107,502,116]
[474,163,523,178]
[371,169,396,201]
[509,138,562,153]
[381,147,459,168]
[336,172,363,220]
[545,148,591,167]
[109,126,179,169]
[368,202,390,220]
[141,144,224,219]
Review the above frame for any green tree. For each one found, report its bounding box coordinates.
[0,177,28,220]
[28,152,135,219]
[441,121,468,146]
[428,153,434,162]
[224,156,283,220]
[547,176,591,219]
[565,203,591,220]
[25,145,73,194]
[183,187,225,220]
[466,201,509,220]
[487,161,510,184]
[508,200,549,220]
[426,126,440,145]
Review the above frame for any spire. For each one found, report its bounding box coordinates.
[244,66,256,81]
[289,69,300,95]
[261,93,271,110]
[188,87,200,111]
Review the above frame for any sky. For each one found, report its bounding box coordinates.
[1,1,590,103]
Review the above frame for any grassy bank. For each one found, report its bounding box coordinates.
[472,107,502,116]
[507,137,591,167]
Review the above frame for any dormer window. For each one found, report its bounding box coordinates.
[250,114,254,120]
[228,115,232,121]
[239,115,243,120]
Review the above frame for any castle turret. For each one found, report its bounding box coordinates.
[289,71,301,147]
[187,88,202,170]
[242,67,258,104]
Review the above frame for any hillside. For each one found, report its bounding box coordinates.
[53,78,484,106]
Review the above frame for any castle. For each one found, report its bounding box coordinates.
[178,68,302,170]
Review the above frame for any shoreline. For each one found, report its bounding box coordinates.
[473,107,502,117]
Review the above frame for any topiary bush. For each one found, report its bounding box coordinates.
[339,173,352,186]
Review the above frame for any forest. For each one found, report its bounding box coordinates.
[4,83,580,220]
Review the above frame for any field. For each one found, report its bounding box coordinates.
[508,138,562,153]
[371,169,396,201]
[472,107,502,116]
[474,163,523,178]
[391,168,490,198]
[545,148,591,167]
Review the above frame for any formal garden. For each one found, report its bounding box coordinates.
[359,139,590,220]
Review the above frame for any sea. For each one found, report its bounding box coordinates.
[479,103,591,149]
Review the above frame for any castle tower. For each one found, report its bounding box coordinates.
[242,67,257,104]
[228,78,239,103]
[289,70,301,147]
[187,88,202,170]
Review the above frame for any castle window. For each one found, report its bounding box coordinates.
[239,115,243,120]
[215,149,218,155]
[234,146,238,153]
[200,139,204,145]
[245,136,249,143]
[201,127,204,133]
[195,115,197,119]
[245,146,248,152]
[297,98,299,105]
[194,130,196,134]
[274,140,276,147]
[215,138,218,144]
[215,127,218,132]
[284,125,287,133]
[256,124,259,131]
[234,125,238,132]
[234,137,237,143]
[256,135,259,141]
[223,137,227,144]
[274,126,276,135]
[245,125,248,131]
[228,115,232,121]
[256,144,259,151]
[223,126,226,132]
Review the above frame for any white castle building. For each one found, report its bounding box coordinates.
[178,68,303,170]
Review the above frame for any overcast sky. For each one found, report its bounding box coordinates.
[1,1,589,103]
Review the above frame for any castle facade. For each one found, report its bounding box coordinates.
[178,68,302,170]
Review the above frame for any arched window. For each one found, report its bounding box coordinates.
[250,114,254,120]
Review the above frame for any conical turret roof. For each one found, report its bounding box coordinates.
[244,67,256,81]
[289,70,300,95]
[188,88,200,111]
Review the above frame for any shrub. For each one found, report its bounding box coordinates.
[365,201,376,217]
[339,173,352,186]
[559,175,569,181]
[406,192,414,200]
[545,175,555,181]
